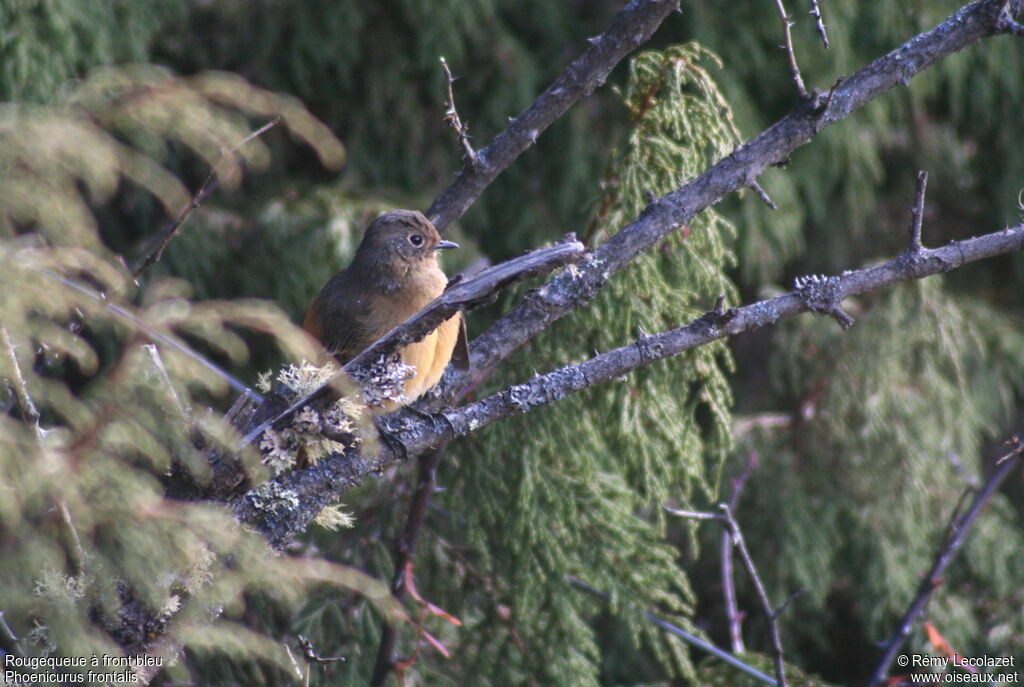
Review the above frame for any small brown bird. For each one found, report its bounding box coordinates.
[303,209,469,410]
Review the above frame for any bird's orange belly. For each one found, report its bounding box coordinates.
[375,313,461,411]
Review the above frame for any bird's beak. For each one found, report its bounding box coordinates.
[435,240,460,250]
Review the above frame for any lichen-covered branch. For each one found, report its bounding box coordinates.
[237,236,586,449]
[235,223,1024,547]
[432,0,1018,403]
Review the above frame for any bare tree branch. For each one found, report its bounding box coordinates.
[772,0,808,97]
[866,437,1023,687]
[809,0,830,49]
[724,452,760,654]
[234,222,1024,546]
[439,57,477,166]
[370,444,447,687]
[718,503,789,687]
[425,0,681,232]
[432,0,1017,406]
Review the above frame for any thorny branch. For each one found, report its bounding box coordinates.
[439,57,477,166]
[773,0,808,97]
[425,0,681,231]
[866,436,1023,687]
[809,0,829,49]
[430,0,1021,408]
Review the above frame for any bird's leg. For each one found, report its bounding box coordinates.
[373,415,409,462]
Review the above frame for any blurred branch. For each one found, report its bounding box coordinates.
[719,504,789,687]
[370,444,447,686]
[1,326,43,440]
[723,452,760,654]
[866,436,1024,687]
[425,0,681,232]
[130,117,281,280]
[235,221,1024,546]
[667,504,790,687]
[42,270,260,399]
[2,326,86,577]
[568,576,778,686]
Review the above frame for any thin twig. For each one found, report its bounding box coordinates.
[297,634,346,664]
[130,117,281,280]
[663,507,723,521]
[723,452,760,654]
[719,503,788,687]
[2,327,87,576]
[439,58,477,166]
[0,609,24,658]
[750,180,778,210]
[809,0,830,49]
[773,0,808,97]
[865,439,1023,687]
[567,576,778,686]
[907,170,928,252]
[426,0,680,231]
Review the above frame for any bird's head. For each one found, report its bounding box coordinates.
[356,210,458,268]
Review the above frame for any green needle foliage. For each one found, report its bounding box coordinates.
[717,280,1024,676]
[0,66,399,684]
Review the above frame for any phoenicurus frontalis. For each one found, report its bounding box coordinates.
[303,209,469,411]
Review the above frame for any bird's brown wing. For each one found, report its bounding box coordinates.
[303,269,373,365]
[450,312,470,371]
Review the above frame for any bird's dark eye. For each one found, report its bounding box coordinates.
[409,234,424,247]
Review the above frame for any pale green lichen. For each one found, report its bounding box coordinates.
[313,505,355,530]
[33,569,90,605]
